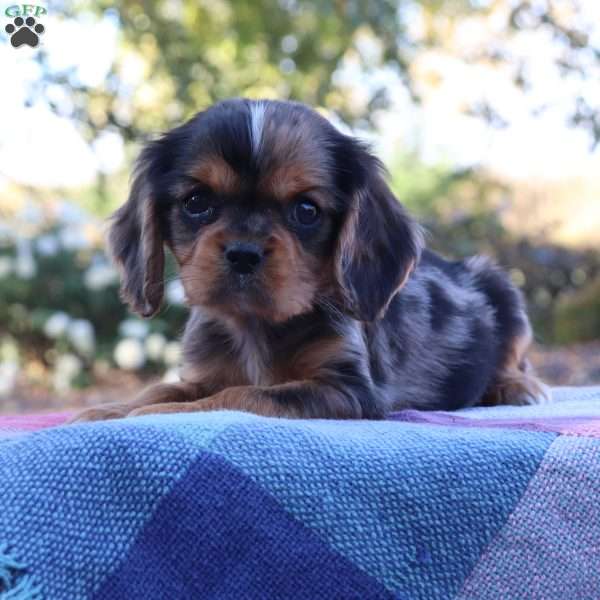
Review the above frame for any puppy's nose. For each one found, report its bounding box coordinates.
[224,242,264,275]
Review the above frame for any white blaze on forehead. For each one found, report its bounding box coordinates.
[249,101,267,157]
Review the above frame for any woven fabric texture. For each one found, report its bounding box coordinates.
[1,386,600,599]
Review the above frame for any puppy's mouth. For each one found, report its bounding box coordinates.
[228,271,259,289]
[234,272,271,298]
[205,269,272,315]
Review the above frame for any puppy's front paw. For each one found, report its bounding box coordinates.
[127,401,199,417]
[127,405,159,418]
[69,404,130,423]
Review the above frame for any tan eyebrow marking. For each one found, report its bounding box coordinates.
[259,162,333,207]
[188,156,239,195]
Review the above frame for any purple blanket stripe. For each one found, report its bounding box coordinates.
[0,412,70,433]
[3,409,600,438]
[390,410,600,437]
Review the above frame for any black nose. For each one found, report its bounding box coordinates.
[224,242,264,275]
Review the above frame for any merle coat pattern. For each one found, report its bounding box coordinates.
[73,99,547,422]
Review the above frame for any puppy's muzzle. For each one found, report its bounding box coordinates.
[224,241,264,275]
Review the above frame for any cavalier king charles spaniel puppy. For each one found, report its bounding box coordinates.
[73,98,548,422]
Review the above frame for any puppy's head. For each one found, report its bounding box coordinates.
[109,99,423,323]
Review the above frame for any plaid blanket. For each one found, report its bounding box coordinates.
[1,386,600,600]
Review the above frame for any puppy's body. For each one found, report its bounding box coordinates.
[73,99,546,422]
[177,248,539,418]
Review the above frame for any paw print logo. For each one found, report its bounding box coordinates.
[5,16,45,48]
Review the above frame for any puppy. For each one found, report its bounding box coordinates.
[73,99,548,422]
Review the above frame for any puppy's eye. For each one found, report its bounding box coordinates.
[292,199,320,226]
[183,194,218,222]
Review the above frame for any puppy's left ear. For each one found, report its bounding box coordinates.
[335,153,423,322]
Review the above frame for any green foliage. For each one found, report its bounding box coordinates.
[554,278,600,345]
[388,153,462,215]
[0,236,121,346]
[32,0,600,166]
[49,0,418,145]
[0,208,188,390]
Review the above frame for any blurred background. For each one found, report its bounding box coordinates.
[1,0,599,414]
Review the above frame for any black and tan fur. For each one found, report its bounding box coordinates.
[73,99,548,422]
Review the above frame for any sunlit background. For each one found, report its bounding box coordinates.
[1,0,599,413]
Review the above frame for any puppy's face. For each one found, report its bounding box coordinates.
[163,104,340,322]
[109,99,423,323]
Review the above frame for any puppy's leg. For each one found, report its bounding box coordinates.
[69,382,203,423]
[483,327,551,406]
[128,381,369,419]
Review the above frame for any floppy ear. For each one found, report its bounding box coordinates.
[108,158,165,318]
[335,157,423,322]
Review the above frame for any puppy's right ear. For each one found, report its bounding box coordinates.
[108,154,165,318]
